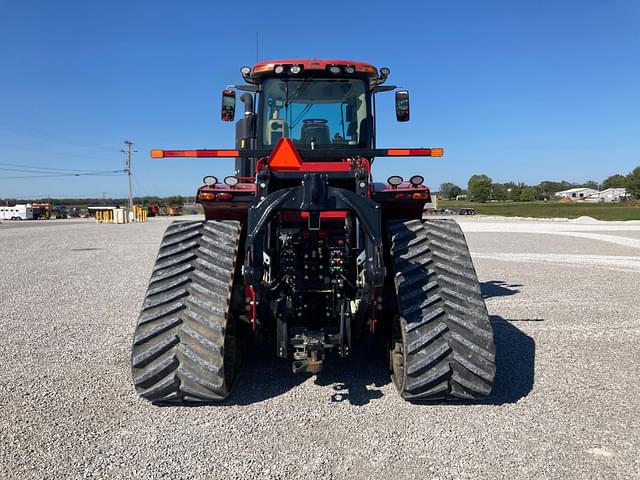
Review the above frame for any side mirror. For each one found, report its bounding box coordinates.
[221,90,236,122]
[395,90,410,122]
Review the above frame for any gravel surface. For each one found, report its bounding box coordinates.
[1,216,639,479]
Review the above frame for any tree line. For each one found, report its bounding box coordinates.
[439,166,640,202]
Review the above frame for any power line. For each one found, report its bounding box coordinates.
[0,170,126,180]
[0,143,120,162]
[0,123,121,150]
[0,167,120,175]
[0,161,109,173]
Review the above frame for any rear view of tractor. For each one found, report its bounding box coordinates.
[131,60,495,403]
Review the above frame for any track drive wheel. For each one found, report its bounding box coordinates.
[388,219,496,401]
[131,220,242,402]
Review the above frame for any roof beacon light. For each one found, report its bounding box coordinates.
[224,176,239,187]
[290,64,302,74]
[409,175,425,186]
[203,176,218,186]
[387,175,403,187]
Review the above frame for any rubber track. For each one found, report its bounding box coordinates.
[131,220,241,402]
[388,219,496,401]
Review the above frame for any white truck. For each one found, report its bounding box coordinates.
[0,204,34,220]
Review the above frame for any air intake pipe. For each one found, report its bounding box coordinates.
[241,92,254,116]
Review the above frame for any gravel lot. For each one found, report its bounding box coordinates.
[1,215,639,479]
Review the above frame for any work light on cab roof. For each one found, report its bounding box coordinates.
[133,58,496,407]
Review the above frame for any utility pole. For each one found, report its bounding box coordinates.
[121,140,137,219]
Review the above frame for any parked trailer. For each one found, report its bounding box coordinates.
[31,203,52,219]
[0,205,34,220]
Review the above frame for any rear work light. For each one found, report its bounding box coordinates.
[203,176,217,186]
[387,175,403,187]
[409,175,424,186]
[224,176,239,187]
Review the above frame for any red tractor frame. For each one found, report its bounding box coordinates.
[132,60,496,404]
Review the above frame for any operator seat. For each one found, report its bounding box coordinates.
[300,119,330,146]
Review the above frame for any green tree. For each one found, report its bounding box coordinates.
[165,195,185,206]
[626,167,640,198]
[467,174,492,203]
[519,186,538,202]
[582,180,599,190]
[439,182,462,199]
[602,174,627,189]
[491,183,507,201]
[537,180,574,199]
[502,182,521,201]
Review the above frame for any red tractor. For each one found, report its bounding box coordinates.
[146,203,160,217]
[131,60,495,403]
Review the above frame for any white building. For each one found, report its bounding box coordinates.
[555,188,599,201]
[585,188,629,203]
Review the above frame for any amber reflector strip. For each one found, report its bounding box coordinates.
[153,149,240,158]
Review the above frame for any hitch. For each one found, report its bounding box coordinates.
[291,332,328,374]
[290,329,348,374]
[292,348,324,374]
[290,302,351,374]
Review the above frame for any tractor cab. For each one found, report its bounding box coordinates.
[258,77,368,149]
[221,60,408,175]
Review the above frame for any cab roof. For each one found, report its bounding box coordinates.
[250,59,378,78]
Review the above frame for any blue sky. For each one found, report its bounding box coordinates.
[1,0,639,198]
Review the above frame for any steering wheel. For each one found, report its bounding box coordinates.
[302,119,328,124]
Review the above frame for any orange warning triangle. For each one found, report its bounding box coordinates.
[268,138,303,170]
